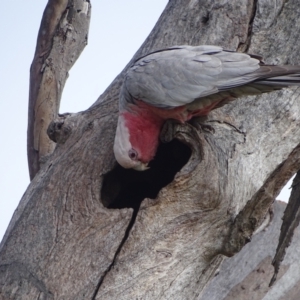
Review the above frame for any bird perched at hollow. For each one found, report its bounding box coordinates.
[114,45,300,170]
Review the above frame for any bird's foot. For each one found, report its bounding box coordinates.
[160,119,183,143]
[160,117,215,144]
[160,119,205,173]
[189,116,215,134]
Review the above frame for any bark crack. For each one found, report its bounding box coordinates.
[91,207,139,300]
[223,144,300,257]
[237,0,258,52]
[270,170,300,286]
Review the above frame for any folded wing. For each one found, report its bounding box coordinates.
[124,45,300,109]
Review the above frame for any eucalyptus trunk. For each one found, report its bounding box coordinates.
[1,0,300,299]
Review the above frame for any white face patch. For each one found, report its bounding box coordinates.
[114,115,133,168]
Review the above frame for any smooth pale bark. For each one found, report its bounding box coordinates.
[1,0,300,299]
[28,0,91,180]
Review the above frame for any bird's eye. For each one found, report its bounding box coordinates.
[128,149,138,161]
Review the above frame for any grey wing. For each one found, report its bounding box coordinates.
[124,45,261,108]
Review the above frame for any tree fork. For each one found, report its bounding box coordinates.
[2,0,300,299]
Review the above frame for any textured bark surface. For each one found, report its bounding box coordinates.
[271,171,300,285]
[201,200,300,300]
[2,0,300,299]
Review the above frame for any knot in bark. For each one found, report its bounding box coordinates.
[47,113,72,144]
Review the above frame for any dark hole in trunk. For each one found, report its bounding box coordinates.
[101,139,191,209]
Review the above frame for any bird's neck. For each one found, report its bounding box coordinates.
[121,105,164,163]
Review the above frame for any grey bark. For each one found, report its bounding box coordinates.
[27,0,91,180]
[271,171,300,286]
[201,200,300,300]
[1,0,300,299]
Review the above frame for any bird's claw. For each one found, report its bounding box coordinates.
[160,119,182,143]
[160,117,215,144]
[189,117,215,134]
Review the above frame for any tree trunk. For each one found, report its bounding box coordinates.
[1,0,300,299]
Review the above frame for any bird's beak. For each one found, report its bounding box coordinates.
[133,162,149,171]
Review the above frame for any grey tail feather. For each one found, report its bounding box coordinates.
[255,75,300,87]
[255,65,300,87]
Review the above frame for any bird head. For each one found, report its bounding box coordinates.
[113,112,161,171]
[113,114,150,171]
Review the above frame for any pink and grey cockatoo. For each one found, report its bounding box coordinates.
[114,45,300,170]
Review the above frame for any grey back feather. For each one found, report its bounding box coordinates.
[121,45,300,109]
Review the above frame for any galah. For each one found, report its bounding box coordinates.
[114,45,300,170]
